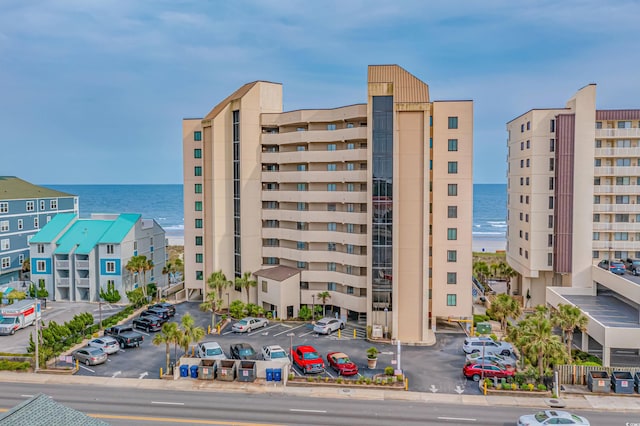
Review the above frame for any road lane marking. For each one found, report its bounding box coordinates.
[273,324,306,336]
[79,365,95,373]
[90,413,282,425]
[111,371,122,378]
[21,394,34,398]
[299,331,314,337]
[289,409,327,413]
[437,417,476,422]
[139,371,149,379]
[151,401,185,406]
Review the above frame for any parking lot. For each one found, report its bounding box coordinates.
[4,300,478,394]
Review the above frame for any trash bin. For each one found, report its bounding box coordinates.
[198,360,216,380]
[237,361,256,382]
[216,359,237,382]
[180,364,189,378]
[274,368,282,382]
[266,368,274,382]
[190,365,199,379]
[587,371,610,393]
[634,372,640,393]
[611,371,634,394]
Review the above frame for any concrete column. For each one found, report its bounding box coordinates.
[581,332,589,352]
[602,345,610,367]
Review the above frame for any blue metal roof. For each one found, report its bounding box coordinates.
[29,213,77,243]
[98,213,140,243]
[53,214,140,255]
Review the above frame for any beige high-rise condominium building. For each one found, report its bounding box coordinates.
[182,65,473,344]
[507,84,640,306]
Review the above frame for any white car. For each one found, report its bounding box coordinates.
[232,317,269,333]
[197,341,226,360]
[87,336,120,355]
[517,410,590,426]
[462,336,514,356]
[262,345,289,362]
[313,317,345,335]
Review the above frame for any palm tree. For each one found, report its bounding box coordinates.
[498,261,518,296]
[487,293,521,332]
[199,291,221,328]
[179,313,205,356]
[206,270,231,304]
[552,303,588,363]
[519,314,567,378]
[235,272,257,304]
[125,255,149,297]
[162,261,175,286]
[473,261,491,288]
[317,291,331,316]
[153,322,180,373]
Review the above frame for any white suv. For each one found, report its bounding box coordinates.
[463,336,514,356]
[262,345,289,362]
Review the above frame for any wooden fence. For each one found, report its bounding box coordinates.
[556,364,640,385]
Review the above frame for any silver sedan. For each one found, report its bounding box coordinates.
[72,347,108,366]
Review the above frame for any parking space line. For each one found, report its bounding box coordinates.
[325,370,335,379]
[273,324,306,337]
[299,330,315,337]
[248,324,279,336]
[79,365,95,373]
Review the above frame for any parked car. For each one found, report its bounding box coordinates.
[197,341,226,360]
[463,363,515,382]
[261,345,288,362]
[463,356,514,371]
[72,347,108,366]
[326,352,358,376]
[87,336,120,355]
[624,258,640,275]
[149,302,176,317]
[133,315,163,332]
[104,324,144,349]
[231,317,269,333]
[143,307,171,322]
[462,337,514,356]
[465,352,516,368]
[597,259,626,275]
[230,343,259,360]
[292,345,324,374]
[517,410,590,426]
[313,317,345,335]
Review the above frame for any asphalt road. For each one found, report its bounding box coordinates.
[70,302,478,394]
[0,382,631,426]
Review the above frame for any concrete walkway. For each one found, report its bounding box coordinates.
[1,372,639,413]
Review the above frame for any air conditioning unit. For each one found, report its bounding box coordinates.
[372,325,383,339]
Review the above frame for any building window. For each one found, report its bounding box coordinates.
[195,201,203,211]
[296,261,307,269]
[0,203,7,213]
[297,164,307,171]
[106,244,114,254]
[550,119,555,132]
[1,239,9,250]
[194,166,202,176]
[106,261,116,273]
[196,271,203,280]
[328,242,336,251]
[446,294,457,306]
[327,183,336,192]
[262,281,268,292]
[347,286,354,295]
[195,184,202,193]
[346,223,354,233]
[0,221,7,232]
[448,139,458,151]
[327,163,337,171]
[328,282,337,291]
[298,183,308,191]
[195,253,203,263]
[447,206,457,218]
[448,117,458,129]
[520,141,524,150]
[17,219,23,230]
[195,219,203,228]
[548,215,554,228]
[296,241,306,250]
[447,272,457,284]
[549,197,554,209]
[298,202,308,211]
[327,124,336,130]
[447,250,457,262]
[328,222,336,231]
[346,244,354,254]
[26,201,34,212]
[34,217,39,228]
[447,228,457,240]
[548,253,553,266]
[526,214,529,222]
[50,200,58,209]
[194,149,202,159]
[550,139,555,152]
[327,262,336,271]
[327,144,336,151]
[296,145,306,151]
[40,200,45,210]
[194,131,202,141]
[346,163,355,171]
[195,236,203,246]
[347,143,355,150]
[616,195,630,204]
[327,203,336,211]
[448,162,458,174]
[448,184,458,196]
[296,222,306,230]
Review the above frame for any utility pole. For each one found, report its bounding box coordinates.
[34,301,40,372]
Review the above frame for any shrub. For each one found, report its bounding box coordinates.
[307,377,314,382]
[520,383,529,390]
[537,384,547,391]
[473,314,490,326]
[365,378,372,385]
[527,383,535,391]
[513,372,526,386]
[384,366,394,376]
[0,360,31,371]
[510,383,518,391]
[100,281,121,303]
[489,333,498,342]
[336,377,344,384]
[288,373,295,380]
[298,306,312,321]
[229,300,246,319]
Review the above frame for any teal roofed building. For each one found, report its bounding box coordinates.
[0,177,77,285]
[29,213,166,302]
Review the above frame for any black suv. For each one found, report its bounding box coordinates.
[624,258,640,275]
[141,308,170,323]
[133,315,162,332]
[149,302,176,317]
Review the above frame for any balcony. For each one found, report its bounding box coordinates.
[262,126,367,146]
[593,204,639,213]
[592,240,639,250]
[262,148,367,165]
[262,190,367,204]
[261,170,367,184]
[595,128,640,139]
[594,166,640,177]
[76,260,89,269]
[57,277,70,287]
[55,260,69,269]
[594,185,640,195]
[76,278,90,287]
[593,221,640,232]
[595,147,640,157]
[262,246,367,267]
[261,209,367,225]
[261,228,367,245]
[301,270,367,288]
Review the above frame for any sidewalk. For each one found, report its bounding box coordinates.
[1,372,639,413]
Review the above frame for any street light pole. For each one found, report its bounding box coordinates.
[311,295,315,321]
[34,301,40,372]
[384,307,388,339]
[226,293,230,312]
[287,332,295,363]
[481,339,486,383]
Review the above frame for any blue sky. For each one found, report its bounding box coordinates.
[2,0,639,184]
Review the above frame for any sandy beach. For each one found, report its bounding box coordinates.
[473,238,506,253]
[167,236,185,246]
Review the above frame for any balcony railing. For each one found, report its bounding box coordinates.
[57,277,70,287]
[75,260,89,269]
[55,260,69,269]
[594,185,640,195]
[76,278,90,287]
[593,204,639,213]
[594,147,640,157]
[594,166,640,176]
[595,128,640,138]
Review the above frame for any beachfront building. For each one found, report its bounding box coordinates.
[507,84,640,365]
[0,176,77,286]
[29,213,166,302]
[182,64,473,344]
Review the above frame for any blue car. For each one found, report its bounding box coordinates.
[597,259,626,275]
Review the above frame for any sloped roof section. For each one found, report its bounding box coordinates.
[30,213,77,243]
[204,82,258,121]
[368,64,430,103]
[98,213,140,243]
[254,265,300,282]
[55,220,113,255]
[0,176,75,200]
[0,393,108,426]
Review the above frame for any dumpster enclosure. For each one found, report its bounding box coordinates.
[237,361,256,382]
[217,359,237,381]
[611,371,634,394]
[199,359,216,380]
[587,371,610,393]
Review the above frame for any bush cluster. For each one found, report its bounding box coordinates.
[0,360,30,371]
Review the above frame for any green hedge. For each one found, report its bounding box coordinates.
[0,359,30,371]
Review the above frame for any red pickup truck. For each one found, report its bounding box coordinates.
[292,345,324,374]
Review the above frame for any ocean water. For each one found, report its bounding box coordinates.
[43,183,507,243]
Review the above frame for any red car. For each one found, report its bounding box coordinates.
[463,363,515,382]
[326,352,358,376]
[292,345,325,374]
